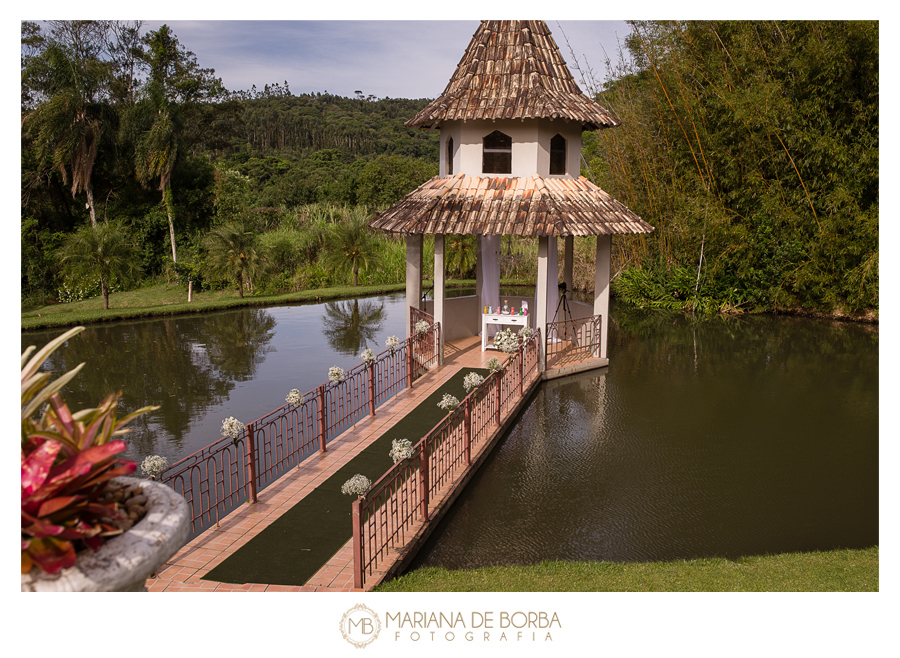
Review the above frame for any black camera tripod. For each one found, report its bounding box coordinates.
[551,282,578,345]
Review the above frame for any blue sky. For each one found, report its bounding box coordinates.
[138,20,634,100]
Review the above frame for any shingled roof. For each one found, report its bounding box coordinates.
[369,173,653,237]
[406,20,619,130]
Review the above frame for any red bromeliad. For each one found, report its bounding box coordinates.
[21,327,158,575]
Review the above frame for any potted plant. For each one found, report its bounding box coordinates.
[21,327,190,592]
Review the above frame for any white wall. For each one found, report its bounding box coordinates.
[440,119,583,178]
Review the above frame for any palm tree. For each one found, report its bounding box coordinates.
[446,234,478,278]
[23,34,112,227]
[134,80,179,266]
[320,208,382,286]
[133,25,225,271]
[202,222,266,298]
[58,220,141,310]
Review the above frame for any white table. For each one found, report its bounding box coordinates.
[482,312,531,351]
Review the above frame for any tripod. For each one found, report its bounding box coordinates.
[551,282,578,345]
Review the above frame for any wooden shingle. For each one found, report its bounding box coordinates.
[406,20,619,130]
[369,174,654,237]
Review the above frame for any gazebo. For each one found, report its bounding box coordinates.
[370,20,654,375]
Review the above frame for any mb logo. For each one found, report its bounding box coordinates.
[340,604,381,648]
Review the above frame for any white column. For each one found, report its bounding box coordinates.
[563,235,574,294]
[406,234,423,338]
[434,234,445,365]
[594,234,611,359]
[536,236,549,372]
[475,235,483,315]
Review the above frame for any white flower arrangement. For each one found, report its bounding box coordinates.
[487,357,502,372]
[493,328,520,354]
[437,393,460,413]
[360,348,376,366]
[518,326,535,340]
[385,335,400,353]
[328,366,344,383]
[341,474,372,498]
[286,389,304,406]
[221,416,245,439]
[463,372,484,394]
[141,455,168,479]
[389,438,414,464]
[414,319,430,334]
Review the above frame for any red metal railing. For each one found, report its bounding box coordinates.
[546,313,602,365]
[157,317,441,537]
[352,330,541,589]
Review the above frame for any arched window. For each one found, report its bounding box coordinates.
[482,130,512,174]
[550,134,567,175]
[447,136,454,175]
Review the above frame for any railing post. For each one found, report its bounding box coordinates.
[518,347,524,397]
[419,443,429,521]
[368,364,376,416]
[494,370,502,427]
[407,335,414,389]
[352,498,363,590]
[245,422,258,503]
[464,396,472,466]
[317,385,327,453]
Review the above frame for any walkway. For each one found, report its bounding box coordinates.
[146,337,505,592]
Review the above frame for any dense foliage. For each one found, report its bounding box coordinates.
[22,20,877,317]
[585,20,878,314]
[21,21,438,305]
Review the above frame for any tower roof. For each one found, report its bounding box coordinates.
[406,20,619,130]
[369,173,653,237]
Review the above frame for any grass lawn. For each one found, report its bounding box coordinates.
[21,281,414,331]
[375,547,878,592]
[21,279,498,331]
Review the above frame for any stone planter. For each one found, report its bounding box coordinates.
[22,477,189,592]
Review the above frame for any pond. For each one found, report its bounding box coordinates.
[24,294,878,564]
[407,306,879,568]
[23,287,522,467]
[25,295,409,466]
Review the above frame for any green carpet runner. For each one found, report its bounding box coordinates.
[204,368,486,586]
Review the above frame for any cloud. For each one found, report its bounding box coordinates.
[141,20,632,99]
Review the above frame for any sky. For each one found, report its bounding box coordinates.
[135,20,633,100]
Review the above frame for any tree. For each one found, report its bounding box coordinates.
[319,208,382,286]
[587,20,878,313]
[133,25,225,270]
[22,21,115,227]
[446,234,477,278]
[356,154,437,207]
[58,220,142,309]
[202,222,266,298]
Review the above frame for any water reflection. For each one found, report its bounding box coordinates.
[321,299,386,355]
[30,308,277,455]
[23,296,411,466]
[203,309,276,380]
[409,307,878,569]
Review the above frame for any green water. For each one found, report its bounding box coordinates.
[24,297,878,563]
[408,307,879,566]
